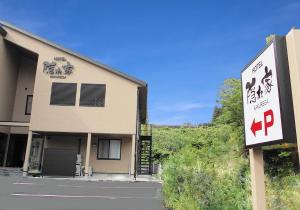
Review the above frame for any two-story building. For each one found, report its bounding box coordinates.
[0,21,152,177]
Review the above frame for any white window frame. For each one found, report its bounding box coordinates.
[97,139,121,160]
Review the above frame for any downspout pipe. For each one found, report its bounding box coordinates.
[134,88,140,180]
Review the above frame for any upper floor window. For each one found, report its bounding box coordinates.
[80,84,106,107]
[50,82,77,106]
[25,95,33,115]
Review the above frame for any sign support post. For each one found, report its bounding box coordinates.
[242,36,297,210]
[285,31,300,165]
[249,148,266,210]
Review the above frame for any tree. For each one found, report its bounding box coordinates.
[215,78,243,126]
[212,106,222,123]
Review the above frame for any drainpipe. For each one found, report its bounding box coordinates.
[134,88,140,180]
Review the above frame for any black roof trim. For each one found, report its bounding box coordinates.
[0,24,7,37]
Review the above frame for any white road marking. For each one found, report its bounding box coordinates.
[11,193,116,199]
[11,193,157,200]
[12,182,160,200]
[56,184,81,188]
[13,182,35,185]
[94,186,157,189]
[13,182,156,189]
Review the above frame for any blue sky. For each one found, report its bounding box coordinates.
[1,0,300,125]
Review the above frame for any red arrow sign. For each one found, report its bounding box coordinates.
[251,118,262,136]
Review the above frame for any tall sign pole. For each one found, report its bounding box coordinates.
[249,149,266,210]
[241,36,297,210]
[285,29,300,165]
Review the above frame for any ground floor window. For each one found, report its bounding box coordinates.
[97,139,121,160]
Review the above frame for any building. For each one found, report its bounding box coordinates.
[0,21,152,177]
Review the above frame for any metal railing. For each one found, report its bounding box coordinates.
[140,124,152,137]
[137,124,153,175]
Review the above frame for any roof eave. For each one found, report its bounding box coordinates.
[0,24,7,37]
[0,20,147,87]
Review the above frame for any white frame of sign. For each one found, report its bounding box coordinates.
[241,36,296,148]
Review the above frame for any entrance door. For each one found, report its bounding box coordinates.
[28,137,44,172]
[6,134,27,167]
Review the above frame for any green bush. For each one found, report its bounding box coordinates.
[266,174,300,210]
[158,125,252,210]
[153,78,300,210]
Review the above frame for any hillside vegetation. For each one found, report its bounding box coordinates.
[153,79,300,210]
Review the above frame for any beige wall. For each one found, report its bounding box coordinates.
[3,26,140,135]
[81,135,132,174]
[44,134,132,174]
[10,56,36,134]
[0,39,19,133]
[12,56,36,122]
[286,29,300,159]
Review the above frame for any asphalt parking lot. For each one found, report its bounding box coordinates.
[0,176,163,210]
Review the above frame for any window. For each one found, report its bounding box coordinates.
[25,95,33,115]
[97,139,121,160]
[50,83,77,106]
[80,84,106,107]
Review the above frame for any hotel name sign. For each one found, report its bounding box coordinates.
[43,57,74,79]
[241,36,297,148]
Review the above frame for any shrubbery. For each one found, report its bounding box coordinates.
[155,125,251,210]
[153,78,300,210]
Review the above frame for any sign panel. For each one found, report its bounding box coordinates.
[242,43,282,146]
[43,57,74,79]
[241,37,296,147]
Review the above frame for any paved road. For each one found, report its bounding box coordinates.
[0,176,163,210]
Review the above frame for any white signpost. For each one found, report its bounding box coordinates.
[242,43,283,147]
[241,36,297,210]
[241,37,296,148]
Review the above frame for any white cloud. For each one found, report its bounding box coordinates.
[151,101,214,125]
[151,114,187,125]
[155,102,213,112]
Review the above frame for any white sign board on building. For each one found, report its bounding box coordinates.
[241,37,296,147]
